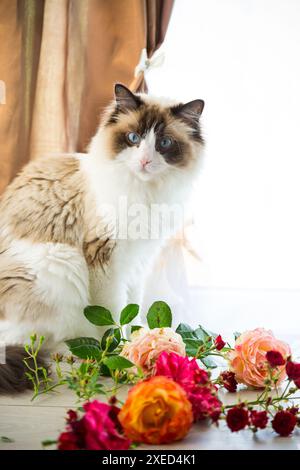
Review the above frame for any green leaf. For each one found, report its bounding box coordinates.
[234,331,241,341]
[104,355,134,370]
[0,436,14,443]
[176,323,217,354]
[131,325,142,334]
[176,323,196,339]
[176,323,214,357]
[193,328,208,342]
[65,337,102,360]
[101,328,121,352]
[120,304,139,326]
[41,439,57,447]
[197,325,218,340]
[99,363,112,377]
[184,338,203,356]
[147,301,172,329]
[200,356,218,369]
[84,306,115,326]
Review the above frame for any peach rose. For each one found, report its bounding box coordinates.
[229,328,291,388]
[118,376,193,444]
[120,327,185,375]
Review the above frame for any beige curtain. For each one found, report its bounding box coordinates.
[0,0,174,194]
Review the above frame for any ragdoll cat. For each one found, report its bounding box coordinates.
[0,84,204,392]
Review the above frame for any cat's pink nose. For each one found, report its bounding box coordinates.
[140,157,151,169]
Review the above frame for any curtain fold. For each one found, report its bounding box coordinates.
[30,0,69,159]
[131,0,174,92]
[0,0,44,192]
[0,0,174,194]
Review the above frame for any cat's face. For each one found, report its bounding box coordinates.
[103,84,204,182]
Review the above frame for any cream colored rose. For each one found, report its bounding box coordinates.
[121,327,186,375]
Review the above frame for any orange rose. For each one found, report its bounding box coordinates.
[118,376,193,444]
[229,328,291,388]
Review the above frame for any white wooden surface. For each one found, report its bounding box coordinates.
[0,379,299,450]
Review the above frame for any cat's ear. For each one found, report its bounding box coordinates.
[114,83,141,112]
[171,99,205,126]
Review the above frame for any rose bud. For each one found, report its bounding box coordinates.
[108,395,117,405]
[214,335,226,351]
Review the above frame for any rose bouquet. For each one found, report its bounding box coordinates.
[23,301,300,449]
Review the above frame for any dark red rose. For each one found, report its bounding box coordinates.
[266,350,285,367]
[295,379,300,389]
[226,406,249,432]
[250,410,268,429]
[272,410,297,436]
[108,395,117,405]
[58,431,80,450]
[287,407,299,416]
[286,361,300,381]
[219,371,238,392]
[214,335,226,351]
[66,409,78,423]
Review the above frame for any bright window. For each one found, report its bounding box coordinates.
[147,0,300,333]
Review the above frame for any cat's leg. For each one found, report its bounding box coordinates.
[97,272,148,337]
[89,240,159,328]
[127,276,147,326]
[89,266,128,318]
[125,241,161,328]
[0,241,103,350]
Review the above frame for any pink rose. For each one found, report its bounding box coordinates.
[228,328,291,388]
[155,351,209,388]
[57,401,131,450]
[154,352,221,422]
[188,385,222,422]
[120,328,185,375]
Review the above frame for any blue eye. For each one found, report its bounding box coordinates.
[160,137,173,149]
[127,132,141,145]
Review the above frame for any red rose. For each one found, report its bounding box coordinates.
[250,410,268,429]
[57,401,131,450]
[58,431,80,450]
[219,371,238,392]
[286,361,300,381]
[266,350,286,367]
[214,335,226,351]
[272,410,297,436]
[226,406,249,432]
